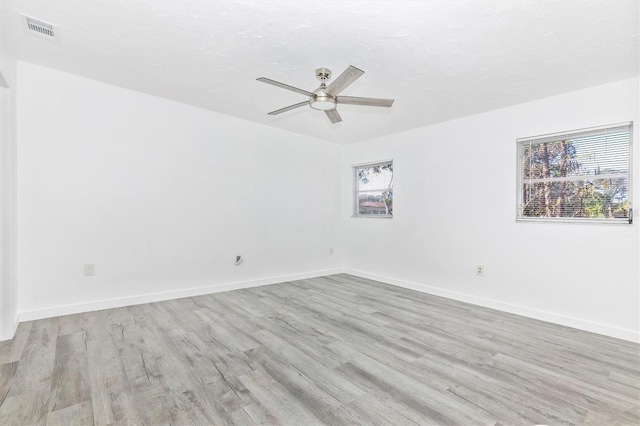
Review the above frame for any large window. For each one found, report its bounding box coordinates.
[517,123,632,223]
[353,160,393,217]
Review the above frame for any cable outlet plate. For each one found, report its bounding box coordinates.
[84,264,95,276]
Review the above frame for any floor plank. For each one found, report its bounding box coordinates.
[0,273,638,425]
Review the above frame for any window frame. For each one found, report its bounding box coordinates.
[516,122,633,225]
[352,160,394,219]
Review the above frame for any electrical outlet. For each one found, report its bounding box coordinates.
[84,264,95,276]
[475,265,484,276]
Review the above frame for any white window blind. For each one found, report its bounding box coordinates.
[517,123,632,223]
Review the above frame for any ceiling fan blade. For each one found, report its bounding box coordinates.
[257,77,315,97]
[324,65,364,96]
[337,96,395,107]
[267,101,309,115]
[325,109,342,124]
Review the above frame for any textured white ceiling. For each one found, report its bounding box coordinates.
[1,0,638,144]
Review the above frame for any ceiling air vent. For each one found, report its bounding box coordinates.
[21,14,60,43]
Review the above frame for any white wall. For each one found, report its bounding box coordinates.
[12,61,639,342]
[342,77,640,342]
[0,22,19,341]
[17,61,343,320]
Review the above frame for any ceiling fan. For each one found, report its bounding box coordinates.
[257,65,394,124]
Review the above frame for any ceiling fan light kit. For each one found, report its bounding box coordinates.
[309,95,336,111]
[257,65,394,124]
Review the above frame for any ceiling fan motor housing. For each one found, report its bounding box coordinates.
[310,68,337,110]
[310,92,337,111]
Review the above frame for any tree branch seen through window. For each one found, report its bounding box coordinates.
[517,123,632,223]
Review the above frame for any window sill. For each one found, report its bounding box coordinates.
[352,215,393,219]
[516,217,632,225]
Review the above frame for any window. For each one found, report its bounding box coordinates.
[517,122,632,223]
[353,160,393,217]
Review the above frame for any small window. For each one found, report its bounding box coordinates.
[517,123,632,223]
[353,161,393,217]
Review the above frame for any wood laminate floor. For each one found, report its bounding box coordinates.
[0,274,638,425]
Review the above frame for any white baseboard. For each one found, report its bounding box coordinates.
[343,268,640,343]
[11,314,19,336]
[14,267,640,344]
[18,268,344,323]
[0,315,20,342]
